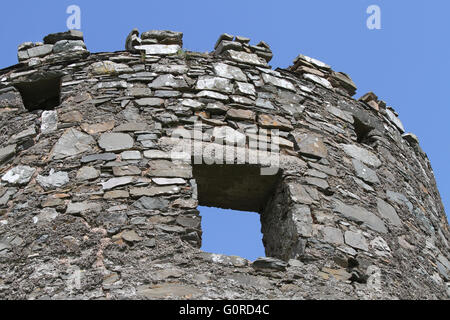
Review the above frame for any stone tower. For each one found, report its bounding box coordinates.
[0,29,448,299]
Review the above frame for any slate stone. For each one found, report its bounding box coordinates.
[224,50,267,66]
[76,167,100,181]
[81,153,117,163]
[352,159,380,184]
[101,177,134,190]
[52,129,95,160]
[133,196,170,210]
[153,178,186,185]
[258,114,293,131]
[294,133,328,159]
[135,97,165,107]
[121,151,142,160]
[386,191,413,213]
[212,126,246,145]
[36,170,70,190]
[53,40,86,53]
[344,231,369,251]
[196,90,229,101]
[252,257,287,272]
[386,109,405,133]
[1,166,36,185]
[196,76,233,94]
[122,230,142,242]
[43,30,84,44]
[98,133,134,152]
[322,227,344,245]
[227,109,255,121]
[304,74,333,89]
[213,63,247,81]
[261,73,296,92]
[26,45,54,58]
[130,186,180,197]
[41,110,58,134]
[0,145,16,165]
[291,205,313,237]
[341,144,381,168]
[143,150,171,160]
[90,61,132,76]
[148,160,192,179]
[66,202,102,214]
[0,87,23,109]
[235,82,256,96]
[113,166,141,176]
[134,44,181,55]
[149,74,188,89]
[333,200,388,234]
[377,198,402,226]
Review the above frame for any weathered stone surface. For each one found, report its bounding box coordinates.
[133,196,170,210]
[76,167,100,181]
[344,231,369,251]
[261,73,296,92]
[213,63,247,81]
[352,159,379,184]
[51,129,95,159]
[90,61,133,75]
[377,198,402,226]
[101,177,134,190]
[386,108,406,133]
[81,153,117,163]
[149,74,188,89]
[135,97,165,107]
[1,166,35,185]
[322,227,344,245]
[0,145,16,165]
[135,44,180,55]
[196,76,233,93]
[304,73,333,89]
[341,144,381,168]
[41,111,58,133]
[53,40,86,53]
[212,126,246,145]
[294,133,328,159]
[227,109,255,121]
[258,114,293,131]
[43,30,84,44]
[224,50,267,66]
[36,170,69,189]
[333,200,388,234]
[252,257,288,272]
[98,133,134,152]
[148,160,192,179]
[66,202,102,214]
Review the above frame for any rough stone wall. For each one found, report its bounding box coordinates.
[0,29,448,300]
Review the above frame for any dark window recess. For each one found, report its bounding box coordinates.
[193,164,282,260]
[13,73,62,111]
[353,116,374,144]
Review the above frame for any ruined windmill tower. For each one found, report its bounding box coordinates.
[0,29,448,299]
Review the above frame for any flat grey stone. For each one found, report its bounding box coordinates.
[66,201,102,214]
[341,144,381,168]
[235,82,256,96]
[326,105,354,123]
[224,50,267,66]
[213,63,247,81]
[0,145,16,165]
[386,191,413,213]
[344,231,369,251]
[291,205,313,237]
[304,74,333,89]
[196,90,229,101]
[98,133,134,152]
[36,170,70,190]
[294,133,328,159]
[148,160,192,179]
[134,44,180,55]
[151,64,188,75]
[26,45,53,58]
[261,73,296,92]
[101,177,134,190]
[377,198,402,226]
[386,109,405,133]
[53,40,86,53]
[212,126,246,146]
[152,178,186,186]
[44,30,84,44]
[133,196,170,210]
[294,54,331,70]
[149,74,188,89]
[333,199,387,234]
[196,76,233,94]
[76,167,100,181]
[52,129,95,160]
[322,227,344,245]
[41,110,58,134]
[121,151,142,160]
[33,208,59,224]
[352,159,379,184]
[135,97,165,107]
[252,257,287,272]
[90,61,133,75]
[81,153,117,163]
[1,166,36,185]
[143,150,171,160]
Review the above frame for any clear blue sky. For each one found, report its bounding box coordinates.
[1,1,448,260]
